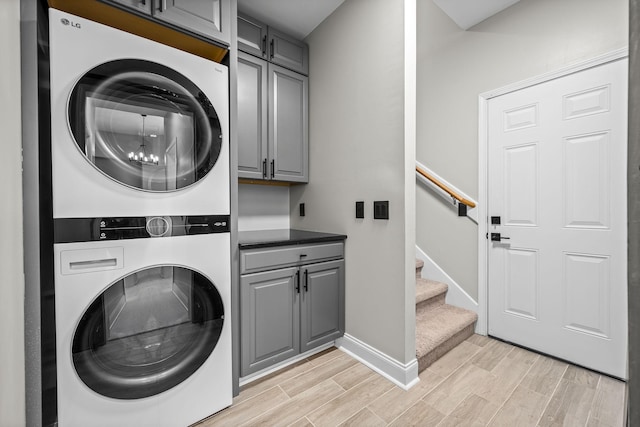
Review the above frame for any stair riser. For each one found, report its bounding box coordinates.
[416,294,446,314]
[417,322,476,372]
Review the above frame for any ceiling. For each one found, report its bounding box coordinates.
[236,0,522,40]
[236,0,346,40]
[432,0,522,30]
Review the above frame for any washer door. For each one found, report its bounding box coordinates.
[72,266,224,399]
[68,59,223,192]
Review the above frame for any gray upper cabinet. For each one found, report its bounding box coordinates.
[238,52,308,183]
[268,28,309,76]
[109,0,152,14]
[269,63,308,182]
[237,13,309,75]
[237,13,267,59]
[238,52,268,180]
[153,0,230,45]
[101,0,230,46]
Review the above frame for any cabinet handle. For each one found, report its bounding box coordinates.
[262,159,267,178]
[262,35,267,56]
[295,270,300,293]
[303,270,308,292]
[271,159,275,178]
[270,39,274,59]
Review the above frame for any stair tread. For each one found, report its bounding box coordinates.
[415,258,424,270]
[415,304,478,358]
[416,278,448,305]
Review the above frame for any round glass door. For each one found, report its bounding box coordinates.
[72,266,224,399]
[68,59,223,192]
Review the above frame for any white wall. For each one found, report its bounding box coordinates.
[0,0,26,425]
[290,0,414,365]
[238,184,290,231]
[416,0,629,301]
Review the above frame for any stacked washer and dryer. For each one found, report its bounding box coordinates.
[49,9,231,426]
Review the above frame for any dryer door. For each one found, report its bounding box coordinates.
[68,59,223,192]
[72,265,224,399]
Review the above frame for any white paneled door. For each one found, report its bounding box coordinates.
[487,58,628,379]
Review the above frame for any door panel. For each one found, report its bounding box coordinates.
[563,252,611,338]
[300,260,344,352]
[268,28,309,75]
[504,248,539,320]
[487,58,628,378]
[108,0,152,14]
[237,52,268,179]
[153,0,228,43]
[563,132,611,228]
[240,267,299,376]
[237,13,267,58]
[268,63,308,182]
[504,143,539,226]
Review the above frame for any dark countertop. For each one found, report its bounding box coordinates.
[238,229,347,249]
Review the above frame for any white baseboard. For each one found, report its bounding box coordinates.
[336,334,419,390]
[415,245,481,333]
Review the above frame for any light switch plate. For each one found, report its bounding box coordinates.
[373,201,389,220]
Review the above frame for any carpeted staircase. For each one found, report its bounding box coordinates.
[415,259,478,372]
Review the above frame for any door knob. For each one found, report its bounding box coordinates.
[491,233,510,242]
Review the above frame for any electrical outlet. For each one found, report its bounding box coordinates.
[373,201,389,220]
[355,201,364,218]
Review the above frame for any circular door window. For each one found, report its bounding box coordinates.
[68,59,223,192]
[72,266,224,399]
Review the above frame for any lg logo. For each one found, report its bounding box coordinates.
[60,18,81,29]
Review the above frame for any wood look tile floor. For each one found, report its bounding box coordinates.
[195,335,626,427]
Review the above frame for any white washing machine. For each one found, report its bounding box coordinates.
[49,8,229,218]
[49,8,232,426]
[54,226,231,427]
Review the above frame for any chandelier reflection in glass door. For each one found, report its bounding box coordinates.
[128,114,160,166]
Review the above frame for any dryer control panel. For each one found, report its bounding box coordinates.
[54,215,230,243]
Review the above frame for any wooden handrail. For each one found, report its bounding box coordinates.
[416,166,476,208]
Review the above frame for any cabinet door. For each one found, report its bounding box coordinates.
[268,64,309,183]
[300,260,345,353]
[238,52,269,180]
[240,267,300,376]
[268,28,309,75]
[238,13,267,58]
[153,0,230,45]
[104,0,152,14]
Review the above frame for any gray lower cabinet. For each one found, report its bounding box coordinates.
[300,260,345,352]
[238,51,308,182]
[240,267,300,374]
[240,247,344,377]
[102,0,230,46]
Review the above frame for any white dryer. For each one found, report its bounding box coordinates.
[49,8,229,218]
[54,222,231,427]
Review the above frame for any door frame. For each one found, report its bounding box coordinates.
[476,47,629,335]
